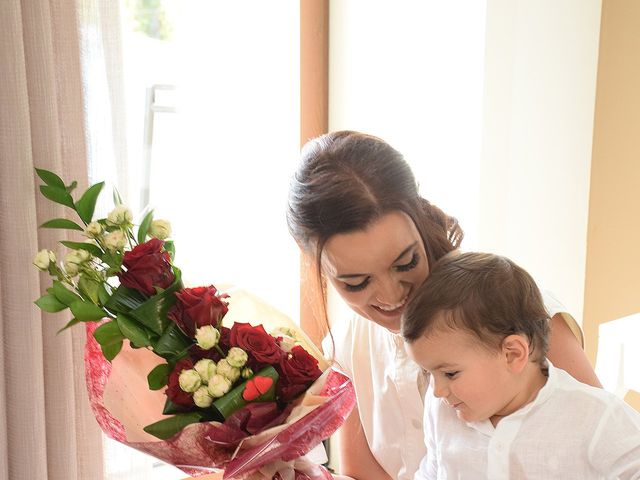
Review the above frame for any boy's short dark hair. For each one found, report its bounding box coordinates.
[401,252,550,363]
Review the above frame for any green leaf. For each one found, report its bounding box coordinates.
[113,187,123,206]
[105,284,147,314]
[153,322,192,359]
[66,180,77,194]
[98,283,111,305]
[75,182,105,224]
[57,317,80,333]
[78,274,101,305]
[40,218,85,231]
[143,413,203,440]
[35,294,67,313]
[60,240,103,257]
[39,185,75,209]
[101,340,123,361]
[70,300,108,321]
[116,313,152,348]
[164,240,175,261]
[35,168,66,189]
[129,268,183,335]
[147,363,170,390]
[49,281,83,306]
[93,320,124,346]
[137,209,154,244]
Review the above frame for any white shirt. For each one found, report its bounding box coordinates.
[324,291,577,480]
[416,362,640,480]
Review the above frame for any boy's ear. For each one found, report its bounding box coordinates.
[501,334,530,373]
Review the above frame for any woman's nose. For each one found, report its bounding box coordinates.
[375,275,404,305]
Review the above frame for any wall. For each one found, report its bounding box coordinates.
[584,0,640,370]
[478,0,602,326]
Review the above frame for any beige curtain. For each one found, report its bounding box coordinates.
[0,1,104,478]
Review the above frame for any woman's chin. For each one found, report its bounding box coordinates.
[369,306,404,333]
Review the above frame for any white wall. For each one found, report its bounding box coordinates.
[328,0,602,325]
[478,0,602,324]
[329,0,487,246]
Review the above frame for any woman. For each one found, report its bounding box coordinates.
[286,131,600,480]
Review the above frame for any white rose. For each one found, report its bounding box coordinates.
[241,367,253,380]
[107,205,133,226]
[195,325,220,350]
[207,374,232,398]
[85,221,103,237]
[277,334,296,353]
[193,386,213,408]
[226,347,248,368]
[64,250,90,276]
[33,249,55,270]
[216,358,241,383]
[178,369,202,393]
[148,219,172,240]
[271,327,299,353]
[194,358,217,383]
[104,230,126,252]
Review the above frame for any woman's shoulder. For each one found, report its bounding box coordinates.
[540,289,584,347]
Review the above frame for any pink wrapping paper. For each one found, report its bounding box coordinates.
[85,321,355,478]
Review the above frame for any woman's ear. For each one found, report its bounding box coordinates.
[501,334,530,373]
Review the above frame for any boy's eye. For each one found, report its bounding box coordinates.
[444,371,459,379]
[396,252,419,272]
[344,277,370,292]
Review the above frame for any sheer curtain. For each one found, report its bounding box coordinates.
[0,1,103,479]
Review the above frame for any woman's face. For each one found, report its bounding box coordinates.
[321,211,429,332]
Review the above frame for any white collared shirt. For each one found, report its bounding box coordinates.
[325,290,574,479]
[416,362,640,479]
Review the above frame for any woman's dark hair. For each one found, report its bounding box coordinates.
[402,252,550,364]
[287,130,463,266]
[286,131,463,332]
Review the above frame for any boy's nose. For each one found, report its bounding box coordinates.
[432,379,449,398]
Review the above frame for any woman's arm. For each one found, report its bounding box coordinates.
[547,313,602,387]
[336,404,393,480]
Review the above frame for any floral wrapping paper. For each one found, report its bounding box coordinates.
[84,288,355,479]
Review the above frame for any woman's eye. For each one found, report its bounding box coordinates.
[396,252,419,272]
[344,278,370,292]
[444,371,459,379]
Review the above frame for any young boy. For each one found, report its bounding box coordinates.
[401,252,640,479]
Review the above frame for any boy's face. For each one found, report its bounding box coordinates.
[407,319,520,424]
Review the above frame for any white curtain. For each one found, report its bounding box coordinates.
[0,0,104,478]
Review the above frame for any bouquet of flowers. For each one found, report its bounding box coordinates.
[32,169,355,479]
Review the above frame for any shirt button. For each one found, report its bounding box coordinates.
[411,418,422,430]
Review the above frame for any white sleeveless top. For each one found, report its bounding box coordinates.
[324,290,577,480]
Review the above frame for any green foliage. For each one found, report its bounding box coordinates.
[143,412,203,440]
[75,182,105,224]
[35,294,67,313]
[126,0,173,41]
[137,209,154,244]
[70,300,108,322]
[147,363,170,390]
[40,219,84,231]
[49,281,83,306]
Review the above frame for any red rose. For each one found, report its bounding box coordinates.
[277,346,322,402]
[166,358,195,407]
[168,286,229,338]
[118,238,174,296]
[229,322,283,365]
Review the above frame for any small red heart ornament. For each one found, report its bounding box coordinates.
[242,376,274,401]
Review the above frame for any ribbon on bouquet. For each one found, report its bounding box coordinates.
[250,443,332,480]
